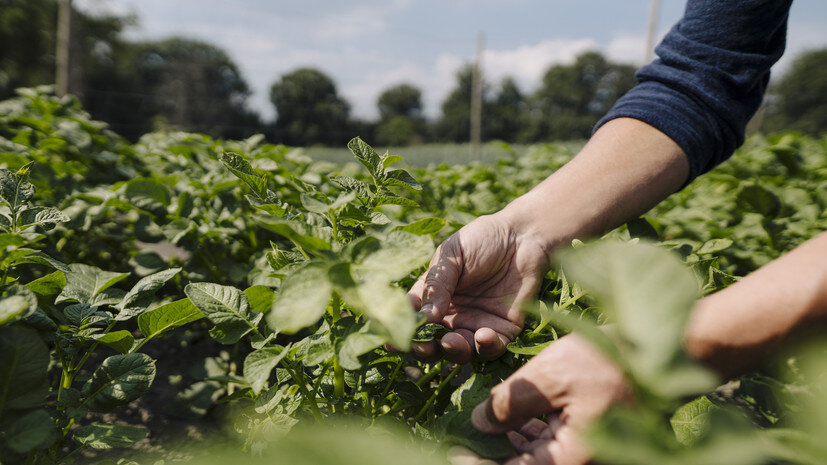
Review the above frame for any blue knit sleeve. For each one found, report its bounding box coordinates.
[595,0,793,183]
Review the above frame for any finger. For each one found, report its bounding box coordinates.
[545,413,563,439]
[504,453,541,465]
[471,358,554,434]
[442,309,522,339]
[474,327,509,361]
[441,329,474,364]
[507,431,533,454]
[412,340,442,362]
[518,418,550,441]
[407,277,425,311]
[420,241,462,322]
[531,425,590,465]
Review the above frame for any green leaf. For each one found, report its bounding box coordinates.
[626,217,659,240]
[244,346,289,394]
[373,195,419,208]
[382,154,405,169]
[93,330,135,354]
[383,168,422,191]
[25,270,66,296]
[557,241,717,399]
[16,251,70,272]
[137,298,203,340]
[354,281,417,351]
[81,353,156,412]
[736,183,781,218]
[1,410,57,453]
[0,326,49,410]
[395,380,425,405]
[411,323,449,343]
[0,232,25,248]
[245,285,275,315]
[0,284,37,325]
[18,206,70,230]
[354,231,433,282]
[255,216,332,253]
[347,137,381,176]
[268,261,333,334]
[116,267,182,320]
[124,178,171,215]
[57,264,129,305]
[394,217,445,236]
[0,167,35,210]
[435,410,514,459]
[185,283,255,344]
[696,239,734,255]
[670,396,717,446]
[221,152,268,199]
[450,373,494,411]
[505,340,552,356]
[73,424,148,449]
[338,328,386,370]
[64,303,100,325]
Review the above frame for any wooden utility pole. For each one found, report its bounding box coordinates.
[644,0,660,64]
[56,0,73,97]
[469,32,485,162]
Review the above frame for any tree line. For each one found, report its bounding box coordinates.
[2,0,824,146]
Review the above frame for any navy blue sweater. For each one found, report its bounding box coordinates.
[596,0,793,183]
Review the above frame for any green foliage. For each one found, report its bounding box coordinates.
[763,48,827,135]
[0,88,825,464]
[270,68,352,146]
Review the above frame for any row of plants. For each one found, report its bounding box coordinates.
[0,87,825,464]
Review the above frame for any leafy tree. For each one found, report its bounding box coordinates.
[375,83,426,145]
[377,83,423,120]
[0,0,129,100]
[270,68,351,146]
[84,37,260,141]
[435,65,476,143]
[525,51,636,141]
[487,77,525,142]
[763,48,827,135]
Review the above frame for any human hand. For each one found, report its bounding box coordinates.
[471,334,633,465]
[408,214,551,362]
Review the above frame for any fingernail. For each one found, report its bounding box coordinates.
[420,304,434,320]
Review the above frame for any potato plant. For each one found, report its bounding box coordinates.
[0,88,825,464]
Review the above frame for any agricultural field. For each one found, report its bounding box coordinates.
[0,87,826,465]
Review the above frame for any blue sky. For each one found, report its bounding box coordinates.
[76,0,827,121]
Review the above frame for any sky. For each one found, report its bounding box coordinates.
[75,0,827,121]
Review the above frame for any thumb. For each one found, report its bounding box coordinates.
[420,241,462,322]
[471,359,554,434]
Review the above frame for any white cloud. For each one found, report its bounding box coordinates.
[341,53,464,120]
[605,34,648,65]
[483,38,599,92]
[312,6,389,41]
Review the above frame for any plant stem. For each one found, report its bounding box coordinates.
[58,444,86,464]
[412,364,462,424]
[75,320,117,371]
[285,364,323,422]
[379,359,403,400]
[415,360,446,388]
[332,358,345,414]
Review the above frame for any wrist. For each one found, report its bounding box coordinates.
[495,194,574,258]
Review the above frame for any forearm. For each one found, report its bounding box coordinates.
[497,117,688,253]
[685,232,827,378]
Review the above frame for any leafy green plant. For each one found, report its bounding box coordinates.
[0,165,203,463]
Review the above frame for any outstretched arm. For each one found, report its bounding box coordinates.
[410,117,689,362]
